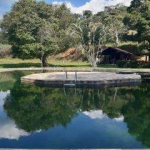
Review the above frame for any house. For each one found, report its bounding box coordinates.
[96,47,135,64]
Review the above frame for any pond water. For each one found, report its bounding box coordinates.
[0,70,149,149]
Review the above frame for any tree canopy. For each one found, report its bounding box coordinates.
[0,0,77,67]
[124,0,150,55]
[1,0,150,65]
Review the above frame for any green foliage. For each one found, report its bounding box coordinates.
[116,60,140,68]
[83,10,92,19]
[121,83,150,147]
[116,60,128,67]
[0,44,11,58]
[124,0,150,55]
[0,31,8,44]
[0,70,43,91]
[1,0,77,67]
[118,42,141,55]
[2,0,150,65]
[3,78,130,132]
[116,60,150,68]
[1,69,150,147]
[70,4,129,66]
[4,83,80,132]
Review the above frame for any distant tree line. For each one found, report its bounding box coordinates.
[0,0,150,66]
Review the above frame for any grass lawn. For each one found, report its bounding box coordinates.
[1,57,150,73]
[0,58,90,68]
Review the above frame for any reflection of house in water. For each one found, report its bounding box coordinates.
[96,47,135,64]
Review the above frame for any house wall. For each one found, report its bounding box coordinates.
[137,55,149,62]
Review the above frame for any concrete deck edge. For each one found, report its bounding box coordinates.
[21,72,141,88]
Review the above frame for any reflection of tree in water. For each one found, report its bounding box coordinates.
[4,81,81,132]
[0,70,43,91]
[4,76,150,147]
[121,83,150,147]
[80,87,128,118]
[0,71,24,91]
[4,81,132,132]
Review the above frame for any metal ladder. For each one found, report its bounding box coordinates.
[63,71,77,95]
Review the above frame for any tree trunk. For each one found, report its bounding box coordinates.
[41,55,47,67]
[86,50,96,67]
[115,29,119,45]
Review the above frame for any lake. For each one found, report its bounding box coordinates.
[0,70,149,149]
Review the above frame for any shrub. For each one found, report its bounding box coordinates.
[0,44,12,58]
[116,60,150,68]
[142,61,150,68]
[116,60,127,67]
[126,60,139,68]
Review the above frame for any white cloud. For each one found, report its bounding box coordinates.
[53,0,132,14]
[0,0,132,20]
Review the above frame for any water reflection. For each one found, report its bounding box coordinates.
[0,91,28,140]
[0,71,149,148]
[4,83,130,132]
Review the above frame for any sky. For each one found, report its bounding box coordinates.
[0,0,132,20]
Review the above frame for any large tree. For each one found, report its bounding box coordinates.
[71,10,102,66]
[124,0,150,57]
[94,4,127,46]
[0,0,76,67]
[71,5,127,66]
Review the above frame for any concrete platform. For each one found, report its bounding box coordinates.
[21,72,141,88]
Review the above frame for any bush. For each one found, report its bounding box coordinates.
[126,60,139,68]
[142,61,150,68]
[0,44,12,58]
[116,60,127,67]
[116,60,150,68]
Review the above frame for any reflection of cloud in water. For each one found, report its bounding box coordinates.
[114,115,124,122]
[0,91,29,140]
[83,110,124,122]
[83,110,107,119]
[0,91,10,108]
[0,118,29,140]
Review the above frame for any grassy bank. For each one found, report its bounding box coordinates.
[1,58,150,73]
[0,58,90,68]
